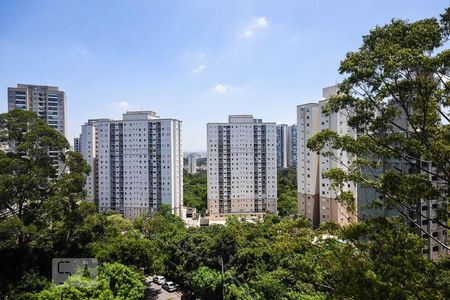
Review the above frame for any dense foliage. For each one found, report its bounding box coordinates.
[4,195,449,299]
[277,168,298,215]
[183,171,208,214]
[35,263,145,300]
[307,7,450,251]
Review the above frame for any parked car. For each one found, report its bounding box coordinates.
[162,281,177,292]
[153,275,166,285]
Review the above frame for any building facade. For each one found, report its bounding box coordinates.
[276,124,288,169]
[207,115,277,221]
[298,85,447,260]
[297,86,357,227]
[287,124,297,168]
[187,154,198,174]
[297,103,321,227]
[357,101,448,261]
[73,137,80,153]
[76,111,183,219]
[318,96,357,226]
[8,84,66,136]
[8,84,67,174]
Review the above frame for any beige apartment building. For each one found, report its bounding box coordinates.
[298,85,447,260]
[297,86,357,227]
[207,115,277,221]
[297,103,321,227]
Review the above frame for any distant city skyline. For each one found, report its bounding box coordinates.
[0,0,447,151]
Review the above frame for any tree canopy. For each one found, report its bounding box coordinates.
[35,262,145,300]
[277,168,298,215]
[183,171,208,214]
[307,7,450,252]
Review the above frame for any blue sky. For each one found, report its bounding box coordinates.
[0,0,447,151]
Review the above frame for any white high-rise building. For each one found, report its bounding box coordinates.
[318,86,357,226]
[297,86,356,227]
[76,111,183,219]
[297,103,321,227]
[276,124,288,169]
[187,154,197,174]
[207,115,277,221]
[287,125,297,168]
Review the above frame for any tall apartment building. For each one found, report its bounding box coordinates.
[297,103,321,227]
[8,84,67,174]
[418,166,448,260]
[8,84,66,136]
[318,92,357,226]
[73,137,81,153]
[277,124,297,169]
[276,124,288,169]
[287,125,297,168]
[298,86,447,260]
[357,101,448,261]
[76,111,183,219]
[187,154,198,174]
[207,115,277,221]
[297,86,357,227]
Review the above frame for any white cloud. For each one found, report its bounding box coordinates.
[242,29,253,38]
[256,17,268,27]
[240,17,269,39]
[113,101,135,110]
[212,84,231,93]
[191,64,207,74]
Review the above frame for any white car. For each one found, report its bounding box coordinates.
[153,275,166,285]
[162,281,177,292]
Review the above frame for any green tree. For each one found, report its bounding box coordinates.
[277,168,298,215]
[183,171,207,214]
[0,110,90,229]
[0,110,92,297]
[89,228,156,272]
[190,266,222,299]
[339,217,446,299]
[133,208,187,275]
[35,262,145,300]
[307,8,450,251]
